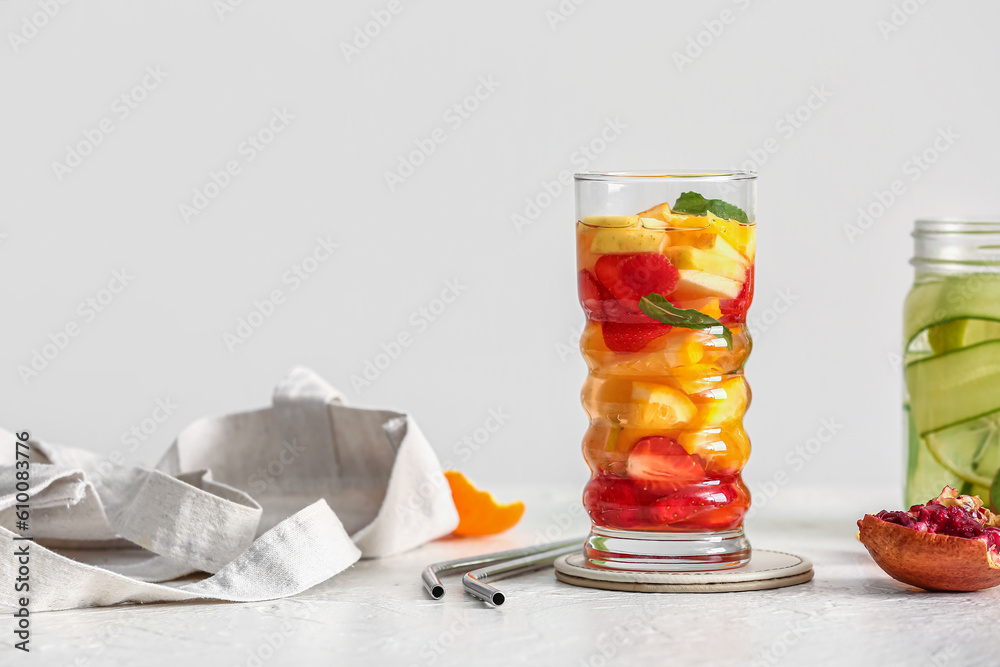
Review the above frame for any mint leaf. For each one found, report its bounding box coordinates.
[673,191,750,225]
[639,293,733,350]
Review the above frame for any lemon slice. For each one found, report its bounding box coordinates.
[928,319,968,354]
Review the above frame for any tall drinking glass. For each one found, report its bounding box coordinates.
[575,171,756,571]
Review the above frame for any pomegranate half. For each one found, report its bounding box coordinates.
[858,486,1000,592]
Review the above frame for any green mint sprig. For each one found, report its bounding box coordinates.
[639,293,733,350]
[672,191,750,225]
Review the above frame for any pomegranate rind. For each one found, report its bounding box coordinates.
[859,514,1000,592]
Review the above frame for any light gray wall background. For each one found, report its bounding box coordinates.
[2,0,997,507]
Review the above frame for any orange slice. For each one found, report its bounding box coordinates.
[444,471,525,536]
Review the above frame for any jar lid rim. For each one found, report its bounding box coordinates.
[915,218,1000,234]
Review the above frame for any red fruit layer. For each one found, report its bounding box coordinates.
[627,436,705,483]
[579,270,605,320]
[595,253,679,309]
[721,264,754,324]
[584,472,747,532]
[601,321,672,353]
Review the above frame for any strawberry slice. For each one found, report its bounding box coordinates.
[601,321,672,352]
[578,270,605,320]
[647,483,739,526]
[583,474,643,529]
[721,264,754,324]
[627,437,706,483]
[596,253,679,305]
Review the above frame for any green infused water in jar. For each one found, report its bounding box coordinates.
[905,219,1000,507]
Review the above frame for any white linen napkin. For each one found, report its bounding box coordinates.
[0,367,459,612]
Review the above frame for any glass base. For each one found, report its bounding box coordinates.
[585,526,751,572]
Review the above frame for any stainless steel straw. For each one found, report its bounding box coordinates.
[421,537,584,599]
[462,541,583,606]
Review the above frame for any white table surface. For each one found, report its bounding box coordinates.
[10,488,1000,666]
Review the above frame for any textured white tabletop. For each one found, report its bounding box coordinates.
[10,488,999,666]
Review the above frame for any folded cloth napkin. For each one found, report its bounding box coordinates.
[0,367,459,612]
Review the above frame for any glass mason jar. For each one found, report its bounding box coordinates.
[575,171,756,571]
[905,219,1000,508]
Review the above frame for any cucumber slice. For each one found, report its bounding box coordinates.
[924,411,1000,487]
[962,319,1000,347]
[904,276,1000,346]
[906,339,1000,435]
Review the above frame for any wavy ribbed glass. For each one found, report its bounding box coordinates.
[575,171,756,571]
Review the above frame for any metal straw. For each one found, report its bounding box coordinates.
[421,537,584,600]
[462,541,583,606]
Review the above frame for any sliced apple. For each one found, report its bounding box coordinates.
[590,227,664,254]
[680,233,748,265]
[638,202,672,220]
[582,215,640,228]
[671,270,743,300]
[630,382,697,429]
[707,212,756,261]
[662,246,748,282]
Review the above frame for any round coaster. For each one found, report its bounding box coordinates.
[554,550,814,593]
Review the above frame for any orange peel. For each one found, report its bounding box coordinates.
[444,471,525,536]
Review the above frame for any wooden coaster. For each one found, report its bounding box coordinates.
[554,550,814,593]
